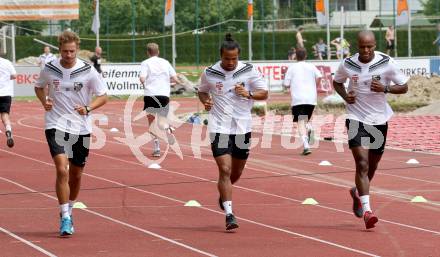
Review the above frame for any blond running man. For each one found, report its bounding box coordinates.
[35,31,108,236]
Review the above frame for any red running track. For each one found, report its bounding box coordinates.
[0,100,439,257]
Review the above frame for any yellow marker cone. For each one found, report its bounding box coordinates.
[410,196,428,203]
[184,200,201,207]
[302,198,318,205]
[73,202,87,209]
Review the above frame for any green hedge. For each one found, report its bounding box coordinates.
[14,27,439,64]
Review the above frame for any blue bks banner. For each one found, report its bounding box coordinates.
[430,58,440,75]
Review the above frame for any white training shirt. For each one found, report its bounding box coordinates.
[35,58,107,135]
[199,61,267,134]
[0,57,17,97]
[139,56,176,97]
[38,53,57,70]
[334,51,409,125]
[283,61,322,106]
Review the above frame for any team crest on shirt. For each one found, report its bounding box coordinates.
[73,82,84,92]
[352,75,359,84]
[215,81,224,94]
[52,79,60,92]
[372,75,381,81]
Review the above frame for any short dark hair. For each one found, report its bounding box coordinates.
[296,47,307,61]
[220,33,241,55]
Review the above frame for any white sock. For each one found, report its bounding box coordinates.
[68,200,75,216]
[222,201,233,215]
[5,125,11,132]
[153,138,160,151]
[360,195,372,214]
[302,135,310,149]
[60,203,70,219]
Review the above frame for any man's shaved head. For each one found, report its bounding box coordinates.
[357,30,376,63]
[358,30,376,42]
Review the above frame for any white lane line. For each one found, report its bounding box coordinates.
[0,175,217,257]
[0,226,57,257]
[0,149,379,257]
[15,118,440,220]
[10,121,440,229]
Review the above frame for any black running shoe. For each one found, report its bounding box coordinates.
[225,214,239,230]
[349,187,363,218]
[218,197,224,211]
[5,130,14,148]
[302,148,311,155]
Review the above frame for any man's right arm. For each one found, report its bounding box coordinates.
[34,71,53,111]
[34,86,54,111]
[198,73,213,111]
[333,81,347,99]
[333,63,355,104]
[333,80,355,104]
[198,92,213,111]
[34,87,46,104]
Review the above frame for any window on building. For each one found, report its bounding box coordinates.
[331,0,366,11]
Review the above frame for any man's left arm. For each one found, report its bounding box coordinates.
[371,60,409,94]
[75,72,108,115]
[75,94,108,115]
[236,68,268,100]
[370,80,408,94]
[235,86,268,100]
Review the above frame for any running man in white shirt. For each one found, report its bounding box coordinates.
[333,31,408,229]
[35,31,108,236]
[198,34,268,230]
[139,43,181,157]
[0,56,17,147]
[38,46,57,70]
[283,47,322,155]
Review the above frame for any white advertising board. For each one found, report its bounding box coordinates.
[12,57,432,96]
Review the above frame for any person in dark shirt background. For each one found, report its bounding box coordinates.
[90,46,102,73]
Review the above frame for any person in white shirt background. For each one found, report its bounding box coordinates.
[333,30,408,230]
[0,55,17,147]
[283,47,322,155]
[198,34,268,230]
[35,30,108,236]
[38,46,57,70]
[139,42,182,157]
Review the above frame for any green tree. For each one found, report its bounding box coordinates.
[279,0,315,27]
[421,0,440,16]
[65,0,278,35]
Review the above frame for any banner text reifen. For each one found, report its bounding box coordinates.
[13,58,432,97]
